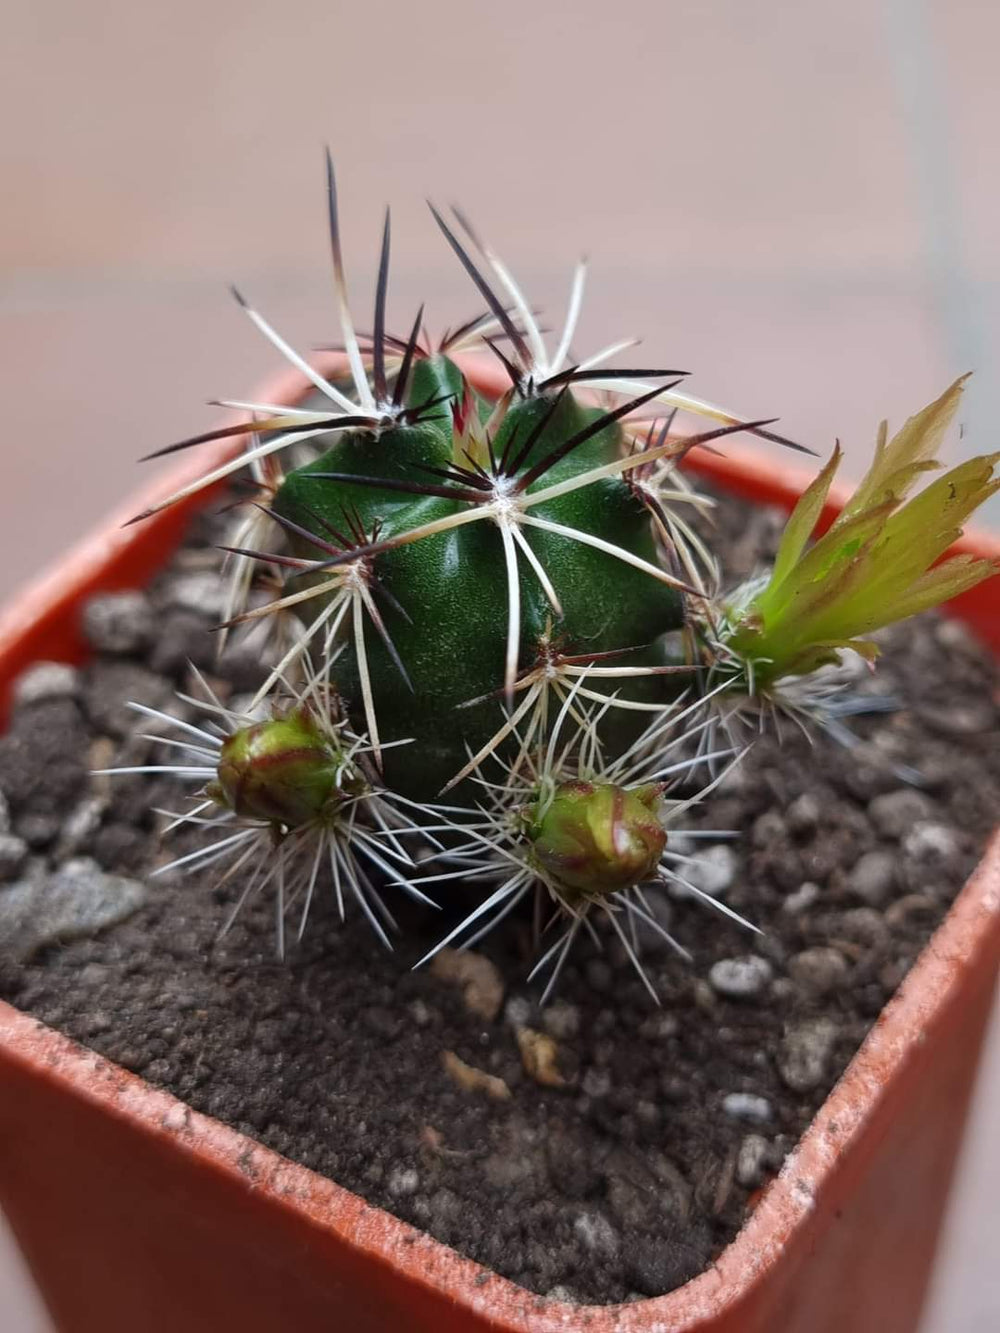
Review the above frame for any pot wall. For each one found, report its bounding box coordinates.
[1,357,998,1332]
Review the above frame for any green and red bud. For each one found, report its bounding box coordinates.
[525,781,666,900]
[209,708,356,828]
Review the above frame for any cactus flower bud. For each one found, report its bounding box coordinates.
[526,781,666,900]
[209,708,354,828]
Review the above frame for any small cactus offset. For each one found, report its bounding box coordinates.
[120,158,1000,1000]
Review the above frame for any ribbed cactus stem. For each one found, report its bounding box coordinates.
[270,356,687,797]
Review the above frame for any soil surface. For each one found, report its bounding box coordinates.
[2,494,999,1305]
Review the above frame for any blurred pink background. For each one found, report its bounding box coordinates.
[1,1,997,1328]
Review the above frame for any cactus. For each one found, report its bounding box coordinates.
[121,159,1000,999]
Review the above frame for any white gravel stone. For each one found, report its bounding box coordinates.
[934,618,982,655]
[541,1000,580,1041]
[868,789,934,840]
[722,1093,773,1125]
[163,570,227,618]
[736,1134,770,1188]
[786,793,821,834]
[0,834,29,881]
[504,995,534,1029]
[902,821,959,862]
[82,591,154,654]
[670,843,736,901]
[13,661,81,707]
[778,1018,839,1092]
[387,1167,420,1197]
[546,1286,581,1303]
[58,797,105,857]
[573,1211,620,1258]
[709,954,773,1000]
[582,1067,612,1098]
[926,703,996,736]
[752,810,786,848]
[788,947,849,997]
[0,858,147,963]
[782,881,821,914]
[639,1012,680,1041]
[848,850,896,906]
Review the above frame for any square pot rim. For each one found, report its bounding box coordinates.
[1,356,998,1332]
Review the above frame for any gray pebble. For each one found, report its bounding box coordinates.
[769,977,796,1004]
[624,1227,713,1297]
[58,797,105,857]
[0,857,148,963]
[483,1142,541,1190]
[838,907,890,948]
[387,1166,420,1198]
[923,702,996,737]
[161,571,227,618]
[788,947,849,997]
[16,813,61,849]
[787,793,821,834]
[778,1018,838,1092]
[783,881,821,914]
[934,618,982,655]
[902,822,958,862]
[504,995,533,1029]
[149,609,216,676]
[722,1093,773,1125]
[709,955,773,1000]
[639,1012,679,1041]
[82,592,154,655]
[752,810,786,849]
[581,1067,612,1098]
[885,894,938,930]
[716,762,748,794]
[545,1286,581,1303]
[572,1210,620,1258]
[541,1000,580,1041]
[0,833,29,881]
[868,789,934,840]
[14,662,81,708]
[84,662,173,738]
[670,843,736,901]
[736,1134,770,1188]
[848,850,896,907]
[603,1148,691,1230]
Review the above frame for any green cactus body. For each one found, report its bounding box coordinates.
[272,355,685,797]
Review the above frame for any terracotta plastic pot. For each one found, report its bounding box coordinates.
[1,358,998,1333]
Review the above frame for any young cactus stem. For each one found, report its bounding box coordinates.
[97,665,440,956]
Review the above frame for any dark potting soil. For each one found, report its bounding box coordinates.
[2,493,1000,1306]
